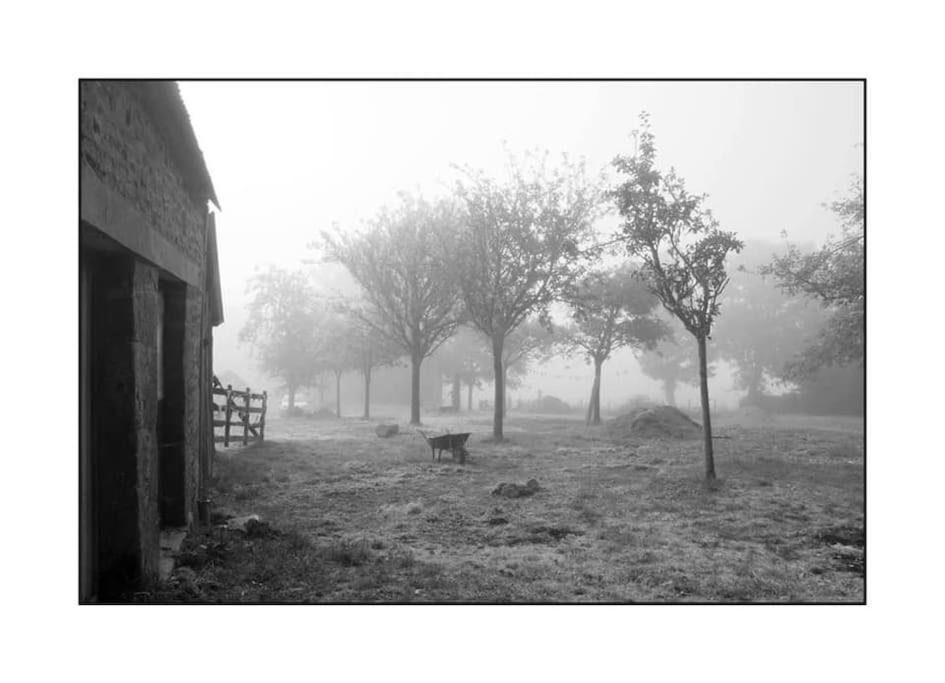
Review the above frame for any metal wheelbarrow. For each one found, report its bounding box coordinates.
[416,430,471,464]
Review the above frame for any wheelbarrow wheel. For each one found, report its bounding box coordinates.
[453,445,469,465]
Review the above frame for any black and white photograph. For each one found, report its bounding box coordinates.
[10,2,945,679]
[78,78,864,604]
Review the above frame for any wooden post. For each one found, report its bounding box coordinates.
[243,387,251,446]
[224,384,233,447]
[260,391,267,441]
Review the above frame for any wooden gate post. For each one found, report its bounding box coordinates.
[224,384,233,447]
[260,391,267,441]
[243,387,251,446]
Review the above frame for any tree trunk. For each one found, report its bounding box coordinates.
[363,365,371,420]
[746,367,763,406]
[288,384,297,410]
[467,381,473,411]
[697,335,716,481]
[410,352,422,425]
[335,370,342,418]
[452,373,461,410]
[492,336,504,440]
[664,378,677,407]
[502,363,509,418]
[587,357,603,425]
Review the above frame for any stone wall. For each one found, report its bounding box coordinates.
[80,81,207,264]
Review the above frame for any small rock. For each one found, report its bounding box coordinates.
[376,423,399,438]
[226,514,261,531]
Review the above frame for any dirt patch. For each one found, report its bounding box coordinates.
[608,406,702,440]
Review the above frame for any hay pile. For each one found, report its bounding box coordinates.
[607,405,702,440]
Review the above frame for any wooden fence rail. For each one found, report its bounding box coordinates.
[212,375,267,447]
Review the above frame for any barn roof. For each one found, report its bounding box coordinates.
[128,81,220,210]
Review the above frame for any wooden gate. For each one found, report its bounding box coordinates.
[212,376,268,447]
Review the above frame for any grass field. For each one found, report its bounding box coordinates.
[150,409,864,603]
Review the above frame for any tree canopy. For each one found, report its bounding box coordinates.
[239,266,325,409]
[322,193,464,424]
[561,265,666,424]
[453,149,603,438]
[762,175,864,378]
[714,240,828,400]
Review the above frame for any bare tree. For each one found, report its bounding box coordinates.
[611,114,743,480]
[317,313,361,418]
[561,266,666,425]
[321,194,463,425]
[348,313,403,419]
[453,150,603,439]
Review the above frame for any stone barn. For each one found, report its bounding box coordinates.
[79,81,223,601]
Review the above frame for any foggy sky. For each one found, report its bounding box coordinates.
[179,81,863,405]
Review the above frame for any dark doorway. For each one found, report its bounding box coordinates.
[80,246,140,600]
[158,281,187,528]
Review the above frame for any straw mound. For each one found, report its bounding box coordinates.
[608,405,702,440]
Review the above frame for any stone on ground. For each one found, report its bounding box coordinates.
[375,423,399,438]
[492,479,541,498]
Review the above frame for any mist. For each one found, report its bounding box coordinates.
[178,81,862,414]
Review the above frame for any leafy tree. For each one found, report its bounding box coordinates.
[322,194,464,424]
[561,266,666,424]
[714,241,828,402]
[762,175,864,377]
[611,113,743,480]
[453,150,603,439]
[239,267,324,410]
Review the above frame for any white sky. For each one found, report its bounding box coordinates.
[179,80,863,402]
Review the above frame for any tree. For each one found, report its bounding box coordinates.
[637,324,704,407]
[317,313,361,418]
[347,313,403,419]
[487,318,558,417]
[561,266,666,424]
[239,267,324,410]
[321,194,464,425]
[433,326,491,411]
[611,113,743,481]
[453,149,603,439]
[762,175,864,378]
[714,240,828,402]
